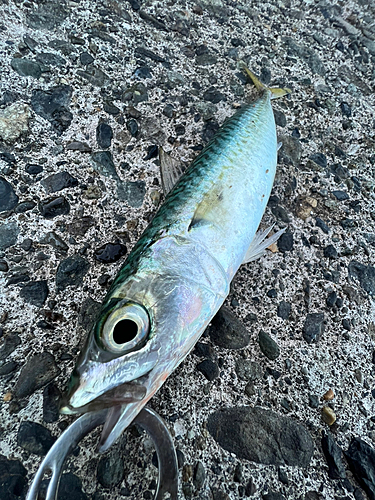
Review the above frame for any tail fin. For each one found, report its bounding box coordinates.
[239,63,291,100]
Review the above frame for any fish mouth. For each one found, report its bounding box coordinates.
[60,381,147,415]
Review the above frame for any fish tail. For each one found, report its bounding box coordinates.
[240,63,292,100]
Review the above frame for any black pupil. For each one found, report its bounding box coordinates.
[113,319,138,345]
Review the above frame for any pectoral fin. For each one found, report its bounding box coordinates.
[159,147,184,195]
[242,225,286,264]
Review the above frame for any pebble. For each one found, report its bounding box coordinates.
[11,58,41,78]
[235,359,262,382]
[39,196,70,218]
[17,421,56,455]
[78,297,101,333]
[117,180,146,208]
[126,118,139,137]
[40,231,69,253]
[15,201,36,213]
[0,102,31,143]
[207,406,313,466]
[14,351,60,399]
[80,51,94,65]
[196,359,219,381]
[193,342,215,359]
[0,177,18,212]
[303,313,325,343]
[322,406,336,426]
[26,2,69,30]
[96,448,125,488]
[25,163,43,174]
[279,135,302,166]
[0,222,20,250]
[274,109,287,127]
[193,461,205,490]
[278,231,293,253]
[56,255,90,290]
[283,37,325,76]
[19,280,49,307]
[67,141,92,152]
[208,306,250,349]
[316,218,330,234]
[345,438,375,500]
[40,472,88,500]
[258,330,280,360]
[94,242,127,263]
[67,216,95,237]
[96,122,113,148]
[324,244,338,259]
[340,102,352,117]
[321,431,347,479]
[0,259,8,271]
[77,66,110,87]
[323,389,335,401]
[277,301,291,320]
[0,333,21,361]
[348,261,375,296]
[31,85,73,134]
[332,190,349,201]
[43,382,61,423]
[36,52,66,68]
[41,172,78,193]
[0,360,18,376]
[326,291,337,308]
[0,455,27,500]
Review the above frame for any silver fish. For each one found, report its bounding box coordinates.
[60,67,291,455]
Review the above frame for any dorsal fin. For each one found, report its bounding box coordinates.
[159,147,184,195]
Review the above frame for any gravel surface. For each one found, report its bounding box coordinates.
[0,1,375,499]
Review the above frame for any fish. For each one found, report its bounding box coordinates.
[60,67,291,455]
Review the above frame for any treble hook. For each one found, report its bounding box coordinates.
[26,407,178,500]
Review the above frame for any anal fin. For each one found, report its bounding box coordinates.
[243,225,286,264]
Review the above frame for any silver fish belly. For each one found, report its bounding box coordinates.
[61,83,288,452]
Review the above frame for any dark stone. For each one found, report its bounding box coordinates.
[26,1,69,30]
[0,361,18,376]
[41,172,78,193]
[211,488,229,500]
[340,102,352,117]
[40,231,69,253]
[126,118,139,137]
[17,421,56,455]
[56,255,90,290]
[43,383,61,423]
[96,122,113,149]
[0,455,27,500]
[97,448,125,488]
[193,461,205,490]
[40,472,88,500]
[345,437,375,500]
[267,289,277,298]
[203,87,226,103]
[324,244,338,259]
[321,431,347,479]
[134,66,152,79]
[39,196,70,218]
[263,493,286,500]
[348,261,375,296]
[163,104,174,118]
[278,232,293,252]
[326,291,337,308]
[103,101,120,115]
[207,406,314,466]
[278,135,302,167]
[25,163,43,174]
[303,313,325,343]
[208,306,250,349]
[277,301,291,319]
[77,67,110,87]
[196,359,219,381]
[0,177,18,212]
[201,119,219,143]
[274,109,287,127]
[175,124,185,136]
[7,273,30,286]
[271,205,290,223]
[15,201,36,213]
[0,334,21,361]
[14,352,60,399]
[245,478,257,496]
[20,280,48,307]
[11,58,41,78]
[91,151,118,179]
[31,85,73,134]
[122,82,148,104]
[316,217,330,234]
[67,141,92,152]
[144,145,158,160]
[0,222,20,250]
[67,216,95,236]
[0,260,8,272]
[309,153,327,169]
[80,52,94,65]
[117,180,146,208]
[36,52,66,67]
[332,190,349,201]
[193,342,215,359]
[235,359,262,382]
[196,53,217,66]
[94,243,127,263]
[258,330,280,360]
[134,46,165,63]
[283,37,325,76]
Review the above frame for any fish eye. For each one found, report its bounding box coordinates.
[101,302,150,354]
